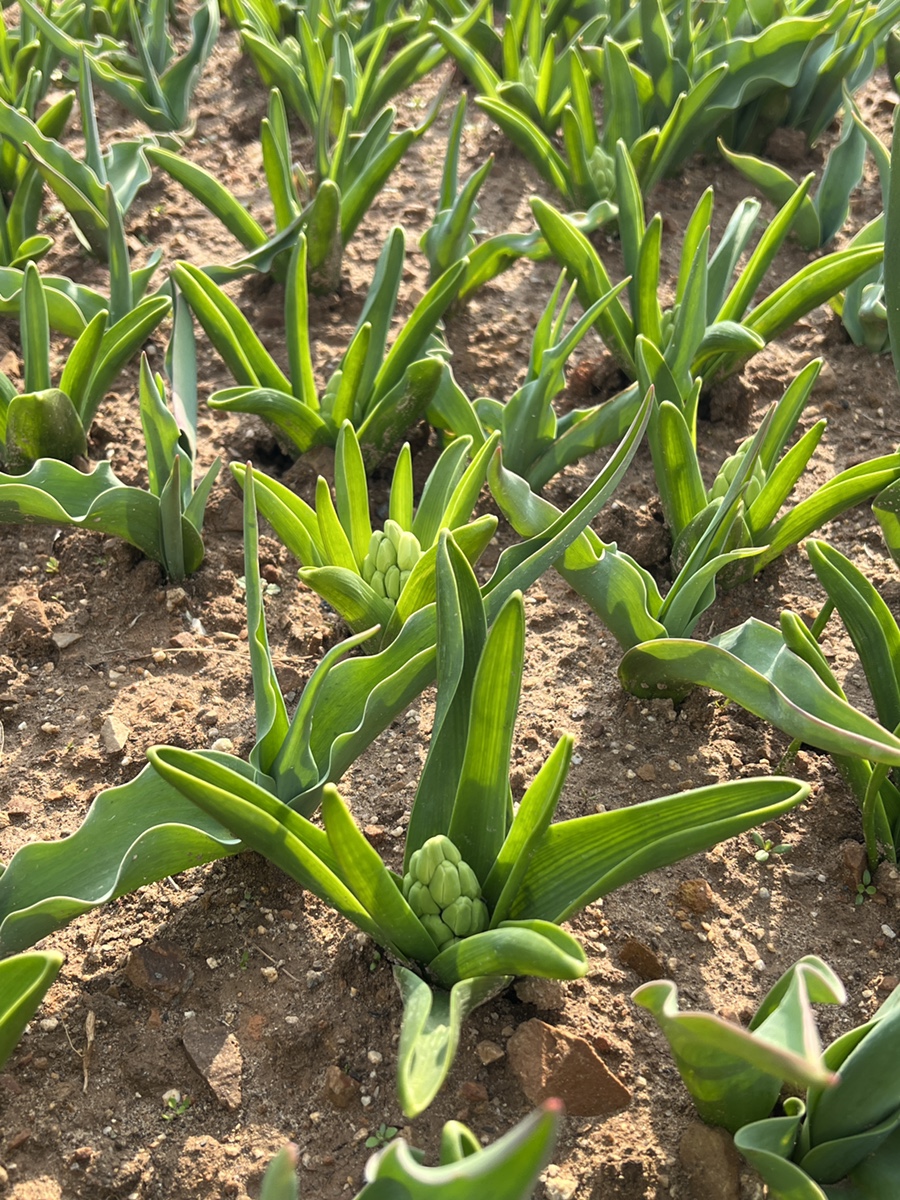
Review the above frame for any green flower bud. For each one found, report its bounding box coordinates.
[375,536,395,575]
[442,895,473,937]
[420,913,455,948]
[402,835,487,951]
[457,860,480,901]
[396,530,420,573]
[408,880,440,915]
[430,860,462,908]
[361,552,376,584]
[370,570,387,598]
[384,519,404,551]
[384,564,402,601]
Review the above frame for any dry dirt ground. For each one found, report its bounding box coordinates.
[1,25,900,1200]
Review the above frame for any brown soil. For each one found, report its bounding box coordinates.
[1,27,899,1200]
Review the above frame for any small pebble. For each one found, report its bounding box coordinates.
[881,925,897,940]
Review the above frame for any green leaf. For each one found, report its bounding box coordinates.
[4,389,87,470]
[513,775,809,923]
[428,920,587,991]
[619,618,900,765]
[0,757,244,954]
[0,951,63,1070]
[394,968,509,1118]
[242,467,289,774]
[321,785,439,964]
[368,1100,561,1199]
[634,958,842,1133]
[448,593,525,884]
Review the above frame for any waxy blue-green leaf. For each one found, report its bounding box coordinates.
[394,968,509,1118]
[0,951,64,1069]
[634,957,843,1133]
[365,1100,561,1200]
[619,618,900,766]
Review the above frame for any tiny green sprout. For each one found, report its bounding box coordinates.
[238,949,250,970]
[855,870,878,905]
[44,557,59,575]
[369,950,382,973]
[365,1123,399,1149]
[751,832,792,863]
[161,1089,191,1120]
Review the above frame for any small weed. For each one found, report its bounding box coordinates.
[44,557,59,575]
[855,870,878,906]
[751,832,791,863]
[365,1123,398,1149]
[161,1089,191,1120]
[239,949,250,970]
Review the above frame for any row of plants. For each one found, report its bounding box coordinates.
[3,0,900,1194]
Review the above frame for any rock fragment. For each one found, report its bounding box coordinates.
[839,840,868,891]
[100,716,130,754]
[679,1120,741,1200]
[125,941,193,1001]
[675,878,715,914]
[182,1019,242,1110]
[507,1019,630,1116]
[322,1065,359,1109]
[618,937,665,981]
[514,977,568,1010]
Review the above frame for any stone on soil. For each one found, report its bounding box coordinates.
[618,937,665,980]
[322,1065,359,1109]
[507,1019,631,1116]
[182,1018,242,1111]
[679,1120,741,1200]
[100,715,131,755]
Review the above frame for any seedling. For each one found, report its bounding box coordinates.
[855,870,878,905]
[751,832,792,863]
[161,1089,192,1120]
[365,1123,399,1150]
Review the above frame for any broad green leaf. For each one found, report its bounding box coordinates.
[448,593,525,883]
[513,775,809,923]
[368,1101,561,1199]
[619,618,900,764]
[394,968,509,1118]
[634,959,842,1133]
[0,757,244,954]
[428,920,587,991]
[322,785,439,964]
[4,389,86,470]
[0,951,64,1069]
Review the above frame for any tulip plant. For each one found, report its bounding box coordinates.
[492,360,900,657]
[173,228,476,465]
[641,952,900,1199]
[145,523,809,1116]
[260,1102,561,1200]
[617,539,900,865]
[0,58,155,261]
[149,84,440,289]
[234,421,499,647]
[0,262,169,470]
[474,268,638,489]
[0,950,62,1071]
[634,956,845,1133]
[0,403,652,956]
[735,980,900,1200]
[19,0,220,132]
[420,90,618,309]
[533,141,883,393]
[235,2,447,134]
